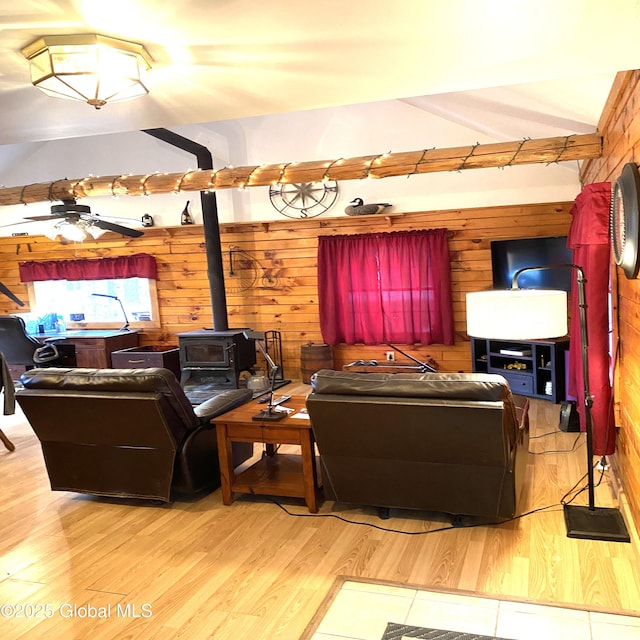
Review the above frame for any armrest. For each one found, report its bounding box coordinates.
[194,388,253,423]
[513,395,530,444]
[33,342,60,364]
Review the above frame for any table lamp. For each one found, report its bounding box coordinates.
[91,293,129,330]
[466,264,630,542]
[243,330,286,422]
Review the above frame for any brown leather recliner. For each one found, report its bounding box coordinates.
[16,367,254,502]
[306,369,530,520]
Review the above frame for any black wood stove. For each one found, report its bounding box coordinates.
[178,329,256,404]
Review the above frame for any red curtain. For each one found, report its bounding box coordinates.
[18,253,157,282]
[318,229,454,345]
[568,182,615,456]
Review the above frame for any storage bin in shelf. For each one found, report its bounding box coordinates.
[111,346,181,380]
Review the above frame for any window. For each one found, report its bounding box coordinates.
[317,229,454,345]
[18,253,160,330]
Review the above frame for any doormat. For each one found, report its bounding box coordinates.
[381,622,508,639]
[299,575,640,640]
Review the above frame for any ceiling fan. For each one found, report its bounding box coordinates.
[2,199,144,242]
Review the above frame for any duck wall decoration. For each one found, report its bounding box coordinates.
[344,198,392,215]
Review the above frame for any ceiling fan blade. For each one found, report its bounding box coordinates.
[91,214,144,224]
[0,281,24,307]
[24,214,68,221]
[0,219,41,229]
[91,219,144,237]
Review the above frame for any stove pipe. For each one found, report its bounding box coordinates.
[142,128,229,331]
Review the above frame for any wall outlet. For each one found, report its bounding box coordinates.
[385,351,395,362]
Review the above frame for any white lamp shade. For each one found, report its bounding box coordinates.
[466,289,568,340]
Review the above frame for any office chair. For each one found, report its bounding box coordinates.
[0,315,63,368]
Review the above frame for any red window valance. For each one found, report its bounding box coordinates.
[19,253,158,282]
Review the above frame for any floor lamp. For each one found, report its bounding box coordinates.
[466,264,630,542]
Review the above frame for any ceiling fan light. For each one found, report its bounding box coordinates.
[58,221,88,242]
[43,227,61,241]
[22,34,152,109]
[86,223,107,239]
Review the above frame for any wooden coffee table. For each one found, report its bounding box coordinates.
[213,395,321,512]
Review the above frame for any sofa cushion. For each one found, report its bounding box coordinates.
[194,388,253,421]
[310,368,513,402]
[21,367,198,428]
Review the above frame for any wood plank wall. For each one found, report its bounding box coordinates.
[0,201,572,379]
[581,69,640,525]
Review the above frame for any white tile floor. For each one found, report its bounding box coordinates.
[310,579,640,640]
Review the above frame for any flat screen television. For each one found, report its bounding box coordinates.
[490,236,574,292]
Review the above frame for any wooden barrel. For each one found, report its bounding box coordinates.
[300,343,334,383]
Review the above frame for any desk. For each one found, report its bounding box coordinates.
[33,330,139,368]
[214,395,321,512]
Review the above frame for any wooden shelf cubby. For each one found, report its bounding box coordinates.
[471,337,570,403]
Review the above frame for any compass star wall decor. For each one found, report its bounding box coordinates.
[268,181,338,218]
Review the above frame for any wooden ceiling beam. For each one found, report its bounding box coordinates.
[0,133,602,206]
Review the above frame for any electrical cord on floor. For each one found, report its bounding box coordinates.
[269,448,611,534]
[269,498,564,536]
[528,432,582,455]
[529,429,563,439]
[268,415,613,535]
[560,459,606,507]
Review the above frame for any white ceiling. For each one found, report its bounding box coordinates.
[1,0,639,147]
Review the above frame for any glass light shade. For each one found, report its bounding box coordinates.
[466,289,568,340]
[58,221,88,242]
[85,224,107,239]
[22,34,152,109]
[44,219,107,243]
[43,226,62,241]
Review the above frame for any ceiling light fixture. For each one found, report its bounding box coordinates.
[21,34,152,110]
[45,219,107,243]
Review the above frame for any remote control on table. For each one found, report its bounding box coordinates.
[257,394,291,405]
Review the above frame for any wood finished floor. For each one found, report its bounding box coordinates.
[1,385,639,639]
